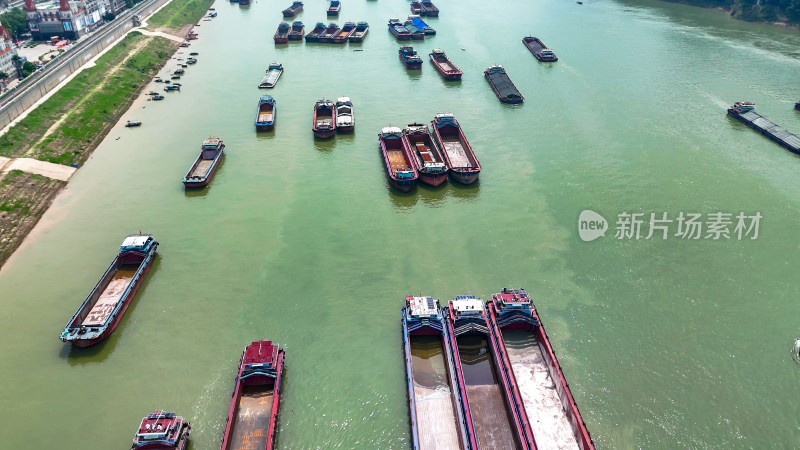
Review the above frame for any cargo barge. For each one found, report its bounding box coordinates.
[313,99,336,138]
[404,20,425,40]
[403,123,448,187]
[282,1,302,17]
[795,102,800,111]
[485,65,524,104]
[487,288,595,450]
[288,21,304,40]
[421,0,439,16]
[332,21,356,43]
[379,126,418,192]
[335,97,354,132]
[327,0,340,16]
[399,45,423,69]
[60,234,158,347]
[727,102,800,154]
[305,22,326,42]
[317,23,340,43]
[254,95,276,131]
[522,37,558,62]
[131,411,190,450]
[431,113,480,184]
[274,22,290,43]
[429,49,462,80]
[402,296,471,449]
[389,19,412,40]
[220,340,285,450]
[259,63,283,88]
[444,296,535,450]
[410,16,435,35]
[182,138,224,188]
[349,21,369,42]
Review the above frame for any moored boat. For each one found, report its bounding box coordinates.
[403,20,425,40]
[164,85,180,92]
[349,21,369,42]
[410,0,424,15]
[282,0,303,17]
[403,123,448,187]
[429,49,462,80]
[487,288,596,450]
[331,21,356,43]
[327,0,340,16]
[259,63,284,88]
[335,97,354,132]
[209,11,217,17]
[317,22,339,43]
[126,120,142,127]
[431,113,480,184]
[131,411,191,450]
[420,0,439,16]
[399,45,423,69]
[59,234,158,347]
[182,138,225,188]
[484,65,524,103]
[313,99,336,138]
[388,18,412,40]
[305,22,326,42]
[274,22,290,43]
[410,16,435,35]
[727,102,800,154]
[254,95,276,131]
[379,126,418,192]
[220,341,285,450]
[522,36,558,62]
[795,102,800,111]
[288,21,305,40]
[402,296,471,449]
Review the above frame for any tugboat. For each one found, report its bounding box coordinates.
[403,123,448,187]
[431,113,480,184]
[429,49,462,80]
[220,341,285,450]
[522,36,558,62]
[327,0,340,16]
[388,18,412,40]
[259,63,284,88]
[304,22,326,42]
[379,126,418,192]
[331,21,356,43]
[254,95,276,131]
[484,65,524,103]
[274,22,290,43]
[399,45,423,69]
[282,0,303,18]
[312,99,336,138]
[288,21,305,40]
[59,234,158,347]
[349,21,369,42]
[130,411,191,450]
[335,97,354,132]
[182,138,225,188]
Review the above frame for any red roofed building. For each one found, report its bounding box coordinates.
[0,22,18,77]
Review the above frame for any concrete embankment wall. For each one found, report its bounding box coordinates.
[0,0,170,130]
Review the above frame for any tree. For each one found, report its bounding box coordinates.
[19,61,35,78]
[0,8,28,40]
[103,11,115,22]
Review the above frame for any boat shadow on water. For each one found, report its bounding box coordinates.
[313,137,337,154]
[388,186,419,210]
[60,256,162,365]
[448,179,480,201]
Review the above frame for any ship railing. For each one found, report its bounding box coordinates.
[451,320,489,337]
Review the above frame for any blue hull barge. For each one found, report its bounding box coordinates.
[484,65,524,104]
[728,102,800,154]
[402,296,471,449]
[60,234,158,347]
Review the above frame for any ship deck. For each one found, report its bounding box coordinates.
[410,335,461,450]
[486,71,522,99]
[736,110,800,152]
[387,150,411,172]
[257,112,274,122]
[502,330,579,450]
[227,386,274,450]
[435,57,456,72]
[190,159,214,178]
[82,266,137,325]
[441,137,474,168]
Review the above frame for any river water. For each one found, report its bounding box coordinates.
[1,0,799,447]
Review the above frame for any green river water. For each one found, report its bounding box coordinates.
[1,0,800,447]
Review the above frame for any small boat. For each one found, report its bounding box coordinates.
[331,21,356,44]
[174,69,185,75]
[170,76,181,80]
[186,58,197,64]
[164,80,171,84]
[335,97,354,132]
[288,21,305,40]
[429,49,462,80]
[349,21,369,42]
[484,65,524,103]
[147,91,159,96]
[186,32,198,40]
[258,63,283,88]
[59,234,158,347]
[403,21,425,40]
[189,52,199,55]
[379,126,418,192]
[410,16,435,35]
[317,23,339,43]
[431,113,480,184]
[388,18,411,41]
[312,99,336,139]
[153,77,163,82]
[522,36,558,62]
[274,22,290,43]
[304,22,326,42]
[403,123,448,186]
[125,120,142,127]
[327,0,340,16]
[152,95,164,100]
[209,11,217,17]
[399,45,422,69]
[282,0,303,17]
[182,138,225,188]
[219,341,285,450]
[239,0,249,6]
[410,1,424,15]
[254,95,276,131]
[180,63,188,68]
[577,1,583,4]
[172,83,182,87]
[179,42,189,47]
[795,102,800,111]
[420,0,439,16]
[131,411,191,450]
[164,85,180,91]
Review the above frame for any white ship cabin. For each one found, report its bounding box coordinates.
[435,112,455,121]
[452,298,484,315]
[382,126,402,136]
[119,234,153,252]
[408,296,440,318]
[202,137,223,149]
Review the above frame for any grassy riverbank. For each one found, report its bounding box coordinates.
[146,0,215,33]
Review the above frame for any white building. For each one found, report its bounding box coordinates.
[0,22,18,78]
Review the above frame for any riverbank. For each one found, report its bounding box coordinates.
[656,0,800,28]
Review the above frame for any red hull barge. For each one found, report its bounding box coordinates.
[444,296,535,449]
[431,113,480,184]
[131,411,191,450]
[60,234,158,347]
[182,138,225,188]
[349,21,369,42]
[379,126,418,192]
[429,49,462,81]
[487,288,595,450]
[274,22,290,43]
[288,21,304,40]
[331,21,356,43]
[403,123,448,187]
[282,1,302,17]
[317,23,339,43]
[420,0,439,16]
[327,0,340,16]
[304,22,326,42]
[220,341,285,450]
[522,36,558,62]
[410,0,424,15]
[313,99,336,139]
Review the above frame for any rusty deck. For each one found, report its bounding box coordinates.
[82,266,137,325]
[227,386,274,450]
